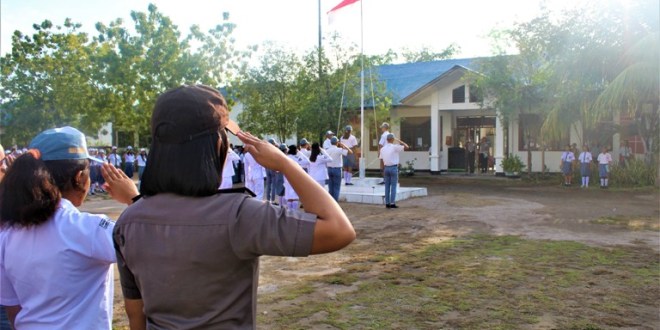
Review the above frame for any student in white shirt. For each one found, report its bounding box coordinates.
[220,148,241,189]
[377,122,390,184]
[380,133,409,208]
[0,127,137,330]
[340,125,358,185]
[326,137,352,201]
[244,150,266,199]
[578,145,593,188]
[560,144,576,186]
[299,138,312,173]
[137,148,148,183]
[322,131,335,150]
[283,145,310,209]
[597,146,613,188]
[107,146,122,168]
[308,142,332,187]
[124,146,136,178]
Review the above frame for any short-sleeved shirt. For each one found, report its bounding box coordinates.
[597,152,612,164]
[0,199,116,329]
[378,131,390,147]
[323,138,332,150]
[113,192,317,329]
[340,134,358,149]
[380,143,405,166]
[578,152,592,163]
[561,151,575,162]
[326,145,348,168]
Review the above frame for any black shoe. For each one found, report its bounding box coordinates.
[345,183,354,186]
[385,204,391,208]
[390,204,398,209]
[378,181,385,185]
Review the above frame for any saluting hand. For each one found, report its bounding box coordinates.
[237,131,291,172]
[101,163,139,205]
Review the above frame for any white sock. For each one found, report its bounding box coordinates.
[604,178,608,186]
[347,172,352,183]
[600,178,605,186]
[585,177,589,187]
[581,177,585,186]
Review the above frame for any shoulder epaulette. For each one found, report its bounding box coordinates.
[216,187,256,197]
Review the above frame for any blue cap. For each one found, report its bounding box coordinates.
[330,136,338,145]
[386,133,395,140]
[29,126,103,162]
[345,125,352,131]
[299,138,309,146]
[326,130,334,135]
[267,138,275,144]
[278,143,287,151]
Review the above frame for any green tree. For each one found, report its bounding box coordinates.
[0,19,104,143]
[236,44,304,142]
[399,44,460,63]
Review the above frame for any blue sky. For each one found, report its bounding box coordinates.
[1,0,590,58]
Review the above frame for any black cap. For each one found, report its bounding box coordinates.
[152,85,227,144]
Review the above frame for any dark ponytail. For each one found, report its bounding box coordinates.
[310,143,321,162]
[0,153,88,227]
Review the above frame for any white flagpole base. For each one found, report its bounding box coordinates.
[359,158,366,179]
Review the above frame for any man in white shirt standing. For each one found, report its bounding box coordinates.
[322,130,335,150]
[340,125,358,185]
[326,137,352,201]
[378,122,390,184]
[380,133,409,209]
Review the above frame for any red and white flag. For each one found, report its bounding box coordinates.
[327,0,360,24]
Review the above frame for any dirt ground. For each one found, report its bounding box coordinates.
[84,174,659,329]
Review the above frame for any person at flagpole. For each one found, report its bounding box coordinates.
[340,125,358,185]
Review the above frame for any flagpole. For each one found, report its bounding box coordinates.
[358,0,365,180]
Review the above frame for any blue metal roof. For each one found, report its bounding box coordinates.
[373,58,475,105]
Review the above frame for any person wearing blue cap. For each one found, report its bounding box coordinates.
[325,136,352,201]
[380,133,409,208]
[299,138,311,162]
[340,125,358,185]
[0,126,138,330]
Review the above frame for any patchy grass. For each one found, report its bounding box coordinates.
[257,235,659,329]
[592,215,660,231]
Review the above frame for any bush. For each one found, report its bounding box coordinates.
[609,159,656,187]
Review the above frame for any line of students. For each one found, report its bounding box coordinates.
[562,144,613,189]
[251,128,356,205]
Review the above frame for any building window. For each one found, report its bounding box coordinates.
[518,114,568,151]
[469,85,482,103]
[452,85,465,103]
[400,116,431,151]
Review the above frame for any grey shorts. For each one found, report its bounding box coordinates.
[343,154,356,168]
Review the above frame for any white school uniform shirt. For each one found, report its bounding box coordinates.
[0,199,116,330]
[136,154,147,167]
[283,153,310,200]
[308,151,332,182]
[379,131,390,148]
[220,149,241,189]
[124,153,136,164]
[326,145,348,168]
[380,143,405,166]
[323,138,333,150]
[107,153,121,167]
[597,152,612,164]
[579,152,592,163]
[300,148,312,170]
[243,152,265,180]
[340,134,358,149]
[561,151,575,162]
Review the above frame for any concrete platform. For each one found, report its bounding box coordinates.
[338,177,428,205]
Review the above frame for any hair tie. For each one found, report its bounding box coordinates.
[27,149,41,160]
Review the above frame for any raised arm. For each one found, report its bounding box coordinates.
[237,131,355,254]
